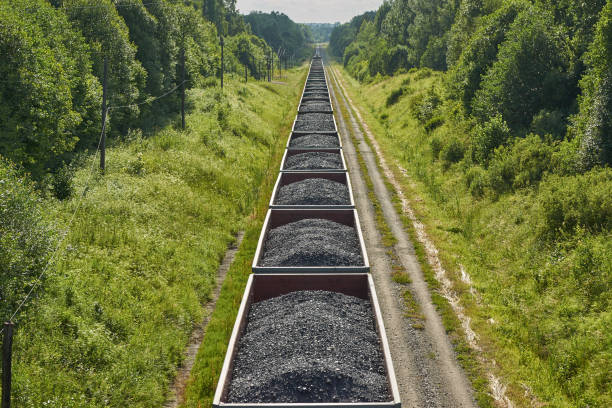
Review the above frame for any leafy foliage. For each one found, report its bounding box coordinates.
[0,159,55,323]
[0,0,100,177]
[244,11,313,62]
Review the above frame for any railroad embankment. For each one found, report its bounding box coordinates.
[331,64,612,407]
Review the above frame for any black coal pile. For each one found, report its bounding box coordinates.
[295,121,336,132]
[298,113,333,122]
[285,152,342,170]
[275,178,350,206]
[227,290,390,403]
[300,102,332,112]
[290,134,339,148]
[303,92,329,99]
[260,218,363,266]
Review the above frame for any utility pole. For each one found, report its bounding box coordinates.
[2,322,14,408]
[245,64,248,83]
[220,36,224,89]
[181,49,186,130]
[100,57,108,172]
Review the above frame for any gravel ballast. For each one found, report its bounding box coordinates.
[227,290,390,403]
[275,178,350,206]
[260,218,363,266]
[290,134,339,148]
[285,152,343,170]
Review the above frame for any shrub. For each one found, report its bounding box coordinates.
[538,168,612,238]
[441,137,465,165]
[430,137,443,159]
[471,114,511,164]
[530,109,567,139]
[486,134,555,193]
[0,159,55,322]
[465,166,487,198]
[410,87,442,125]
[51,163,74,200]
[386,86,406,107]
[424,116,445,133]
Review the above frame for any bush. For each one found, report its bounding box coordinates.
[51,163,74,200]
[430,136,443,159]
[530,109,567,139]
[386,86,406,107]
[471,115,511,164]
[441,137,465,165]
[0,159,55,322]
[538,168,612,238]
[410,87,442,125]
[465,166,487,198]
[424,116,445,133]
[487,134,555,193]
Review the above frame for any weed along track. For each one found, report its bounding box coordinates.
[211,49,401,408]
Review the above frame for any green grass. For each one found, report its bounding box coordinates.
[333,62,611,407]
[6,68,306,407]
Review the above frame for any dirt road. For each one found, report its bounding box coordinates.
[326,56,477,408]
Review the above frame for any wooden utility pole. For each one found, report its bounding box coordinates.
[100,57,108,172]
[181,49,186,130]
[2,322,14,408]
[245,64,248,83]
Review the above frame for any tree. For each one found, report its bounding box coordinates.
[471,6,569,132]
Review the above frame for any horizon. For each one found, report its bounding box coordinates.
[236,0,384,24]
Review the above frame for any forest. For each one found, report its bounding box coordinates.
[0,0,311,181]
[330,0,611,406]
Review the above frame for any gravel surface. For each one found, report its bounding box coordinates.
[300,102,332,112]
[227,290,390,403]
[290,134,340,148]
[285,152,343,170]
[260,218,363,266]
[275,178,350,205]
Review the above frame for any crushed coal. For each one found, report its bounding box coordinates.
[260,218,363,266]
[300,102,332,112]
[285,152,342,170]
[227,290,390,403]
[290,134,339,148]
[295,120,336,132]
[275,178,350,206]
[298,113,334,122]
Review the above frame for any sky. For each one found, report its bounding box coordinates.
[236,0,384,24]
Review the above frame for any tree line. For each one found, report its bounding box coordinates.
[0,0,312,181]
[330,0,612,172]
